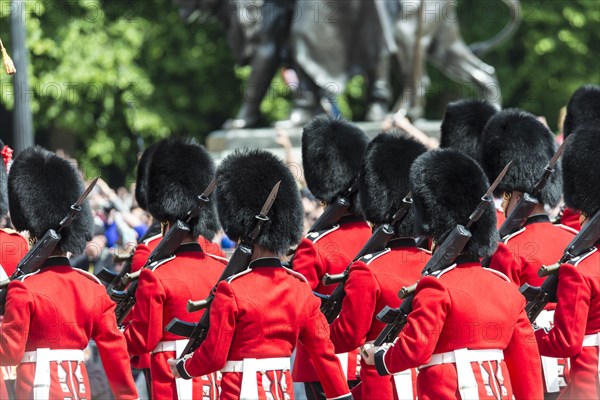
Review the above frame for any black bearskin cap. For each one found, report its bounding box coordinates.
[410,149,498,259]
[147,137,219,240]
[440,99,498,161]
[562,126,600,216]
[8,146,93,254]
[302,116,369,215]
[134,143,158,211]
[563,85,600,139]
[360,131,427,237]
[216,149,303,254]
[480,109,562,207]
[0,139,8,218]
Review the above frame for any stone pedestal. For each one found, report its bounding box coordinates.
[206,119,441,161]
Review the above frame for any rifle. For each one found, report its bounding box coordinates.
[165,181,281,358]
[498,139,567,239]
[319,193,413,324]
[96,220,162,288]
[521,209,600,323]
[112,179,217,325]
[95,250,134,287]
[373,162,512,345]
[308,180,360,233]
[0,177,99,314]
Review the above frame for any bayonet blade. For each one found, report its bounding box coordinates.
[391,192,413,224]
[200,178,218,199]
[258,181,281,218]
[549,137,568,169]
[75,177,99,208]
[486,161,512,198]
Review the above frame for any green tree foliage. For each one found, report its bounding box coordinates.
[0,0,598,185]
[1,0,238,184]
[426,0,600,129]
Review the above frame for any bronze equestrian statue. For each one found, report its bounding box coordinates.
[175,0,520,127]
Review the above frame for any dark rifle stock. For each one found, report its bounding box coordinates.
[0,230,61,314]
[113,220,191,325]
[165,242,253,346]
[498,192,538,239]
[498,139,567,239]
[0,177,98,315]
[165,181,281,357]
[521,209,600,323]
[320,197,413,324]
[308,181,359,233]
[320,224,395,324]
[96,251,134,287]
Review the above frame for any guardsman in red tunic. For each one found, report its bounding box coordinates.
[170,149,353,400]
[481,109,576,395]
[329,131,430,400]
[439,99,507,228]
[0,141,28,279]
[129,143,225,275]
[364,149,543,400]
[536,125,600,399]
[558,84,600,232]
[437,100,535,293]
[0,146,138,399]
[124,143,224,396]
[291,117,372,398]
[123,137,226,400]
[0,141,27,400]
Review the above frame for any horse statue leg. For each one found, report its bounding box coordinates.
[427,7,502,109]
[223,0,295,129]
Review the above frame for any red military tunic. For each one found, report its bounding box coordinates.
[498,215,577,287]
[131,233,225,273]
[535,247,600,399]
[292,216,372,384]
[127,233,226,371]
[329,238,431,400]
[560,207,581,232]
[0,228,28,278]
[498,215,577,394]
[181,257,353,400]
[0,257,138,399]
[124,242,226,400]
[374,257,543,400]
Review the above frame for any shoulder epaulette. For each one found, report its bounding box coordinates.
[73,269,103,285]
[142,233,162,246]
[554,224,579,235]
[282,266,308,283]
[572,247,597,266]
[358,249,391,265]
[305,225,340,244]
[502,227,526,243]
[483,268,511,282]
[17,269,42,282]
[226,268,252,283]
[429,264,457,279]
[146,255,176,272]
[207,253,228,264]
